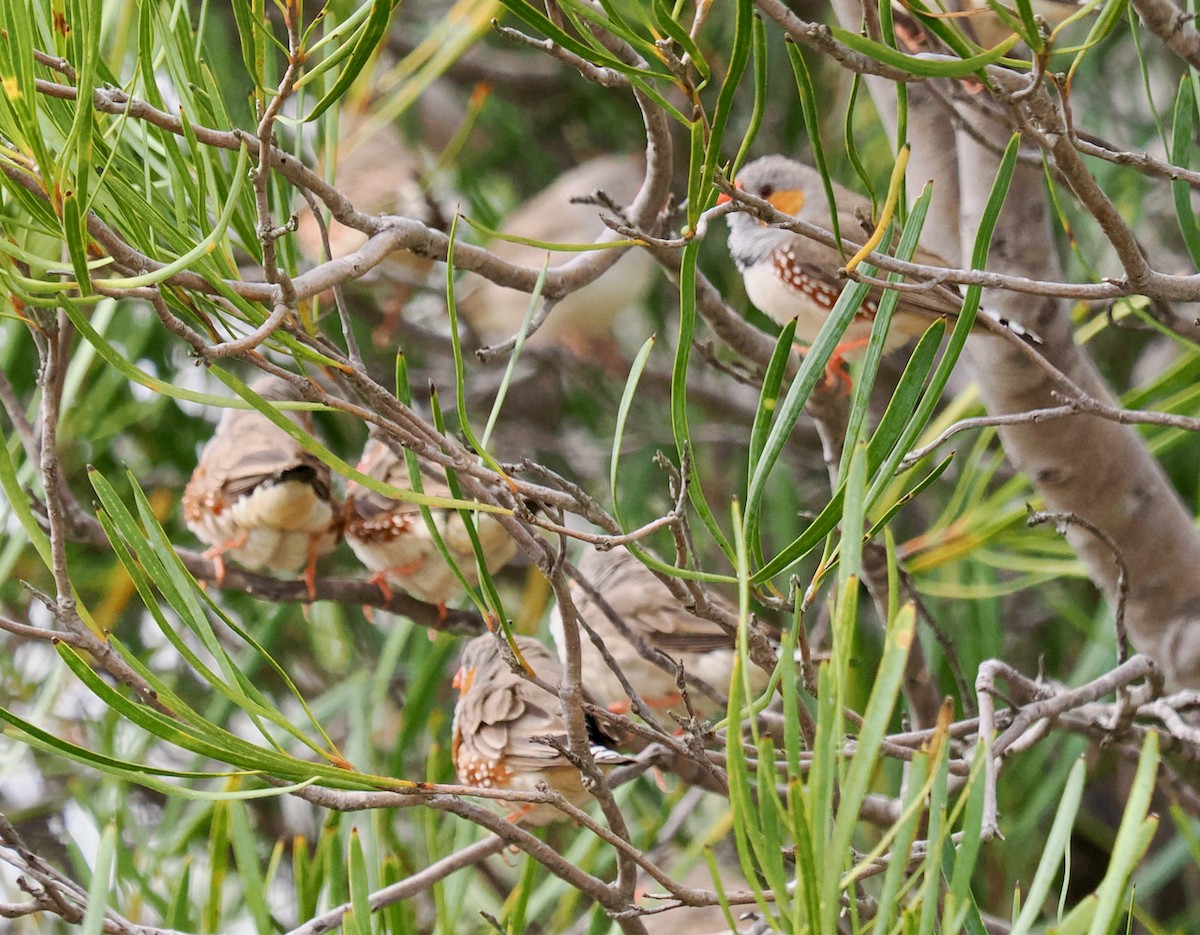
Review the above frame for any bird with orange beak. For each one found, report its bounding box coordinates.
[722,155,1037,386]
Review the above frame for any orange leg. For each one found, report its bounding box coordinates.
[365,557,426,601]
[201,531,249,587]
[304,535,323,603]
[367,571,395,603]
[800,337,871,394]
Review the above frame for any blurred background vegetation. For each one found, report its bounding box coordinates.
[2,0,1200,932]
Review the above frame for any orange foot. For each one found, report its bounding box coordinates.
[304,535,323,603]
[201,531,248,587]
[365,557,425,603]
[799,337,871,394]
[367,571,395,603]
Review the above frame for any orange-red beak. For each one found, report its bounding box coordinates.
[716,179,744,206]
[452,665,475,693]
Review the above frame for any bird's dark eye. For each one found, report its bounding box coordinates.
[759,184,774,198]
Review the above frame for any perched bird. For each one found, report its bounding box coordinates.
[451,634,628,825]
[293,111,444,343]
[182,378,340,599]
[458,155,656,360]
[887,0,1089,52]
[549,548,770,720]
[342,437,518,607]
[723,155,1037,383]
[956,0,1089,48]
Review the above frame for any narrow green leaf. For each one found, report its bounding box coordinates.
[917,734,951,935]
[348,828,372,935]
[493,0,669,80]
[165,860,195,929]
[504,853,538,933]
[863,453,955,542]
[1086,732,1160,935]
[840,179,931,475]
[744,274,871,562]
[786,43,844,254]
[787,778,822,929]
[755,740,794,919]
[1011,756,1087,935]
[79,822,117,935]
[808,664,839,878]
[205,801,230,931]
[780,604,804,779]
[831,26,1019,76]
[674,238,734,555]
[651,0,710,82]
[698,0,753,224]
[229,798,273,934]
[863,135,1021,512]
[748,318,797,480]
[610,335,656,529]
[944,750,989,935]
[894,0,981,59]
[866,319,946,472]
[732,14,768,176]
[839,441,869,586]
[1011,0,1045,49]
[92,145,249,290]
[304,0,396,121]
[1170,76,1200,268]
[60,192,92,297]
[479,259,549,450]
[826,603,916,915]
[875,747,931,926]
[0,424,53,569]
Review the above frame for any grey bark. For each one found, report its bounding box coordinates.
[827,2,1200,686]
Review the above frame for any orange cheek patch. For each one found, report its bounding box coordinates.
[769,188,806,216]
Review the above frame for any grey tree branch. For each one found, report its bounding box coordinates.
[283,835,509,935]
[1129,0,1200,68]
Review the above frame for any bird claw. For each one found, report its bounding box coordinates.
[201,534,246,588]
[367,571,394,603]
[800,336,870,395]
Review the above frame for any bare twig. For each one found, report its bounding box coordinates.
[1027,509,1131,664]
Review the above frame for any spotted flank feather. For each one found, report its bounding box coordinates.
[451,634,631,825]
[727,155,1047,353]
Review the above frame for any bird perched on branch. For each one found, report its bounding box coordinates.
[451,634,629,826]
[458,155,655,360]
[723,155,1038,386]
[182,378,341,599]
[549,548,770,720]
[949,0,1090,49]
[293,111,446,344]
[342,437,518,607]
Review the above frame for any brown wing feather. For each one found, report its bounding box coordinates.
[576,549,735,653]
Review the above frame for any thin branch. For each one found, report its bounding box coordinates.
[1027,509,1131,664]
[284,836,508,935]
[1130,0,1200,69]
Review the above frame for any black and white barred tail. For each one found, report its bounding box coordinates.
[979,308,1044,346]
